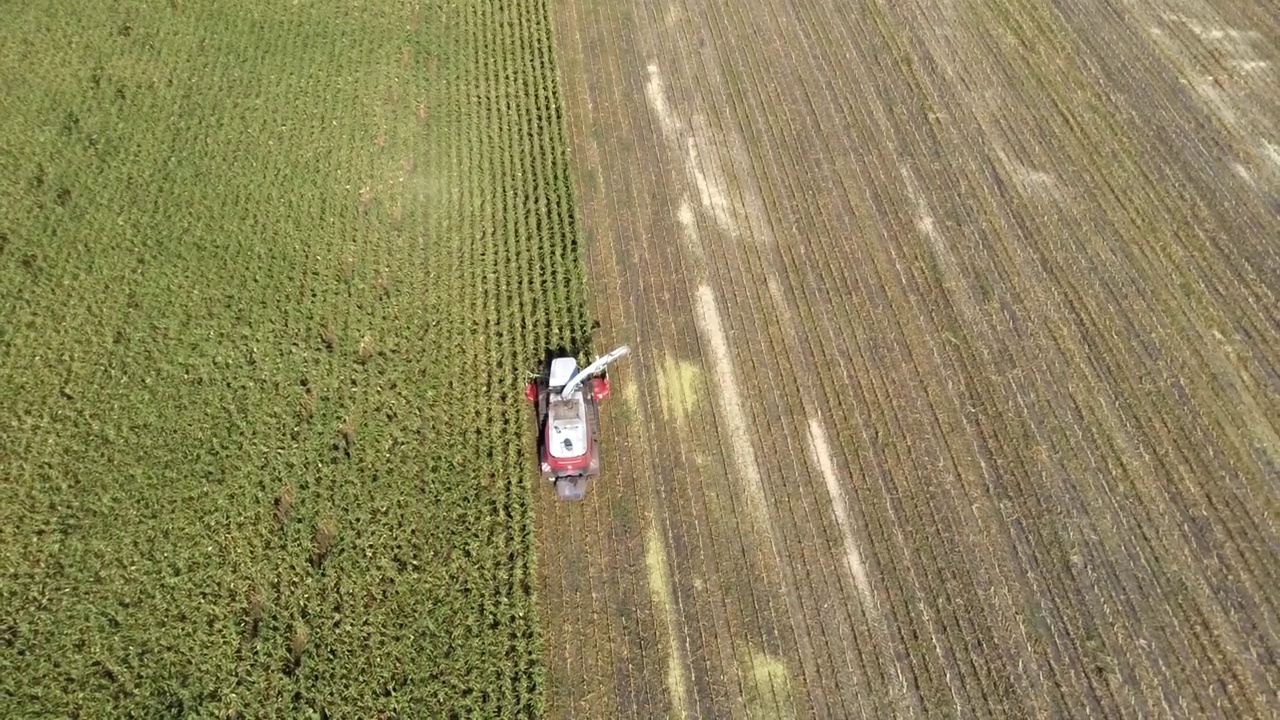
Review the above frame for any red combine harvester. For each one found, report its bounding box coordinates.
[525,345,630,501]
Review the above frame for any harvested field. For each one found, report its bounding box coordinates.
[541,0,1279,717]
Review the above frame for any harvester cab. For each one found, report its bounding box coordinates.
[525,345,630,501]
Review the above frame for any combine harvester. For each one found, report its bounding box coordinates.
[525,345,631,500]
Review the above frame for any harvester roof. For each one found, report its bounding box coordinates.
[548,357,577,389]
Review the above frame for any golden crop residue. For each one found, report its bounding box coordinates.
[739,644,796,720]
[657,355,703,424]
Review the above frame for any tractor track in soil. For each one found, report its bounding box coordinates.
[539,0,1279,717]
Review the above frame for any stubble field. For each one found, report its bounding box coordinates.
[540,0,1279,716]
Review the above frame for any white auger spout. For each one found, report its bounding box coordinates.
[561,345,631,399]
